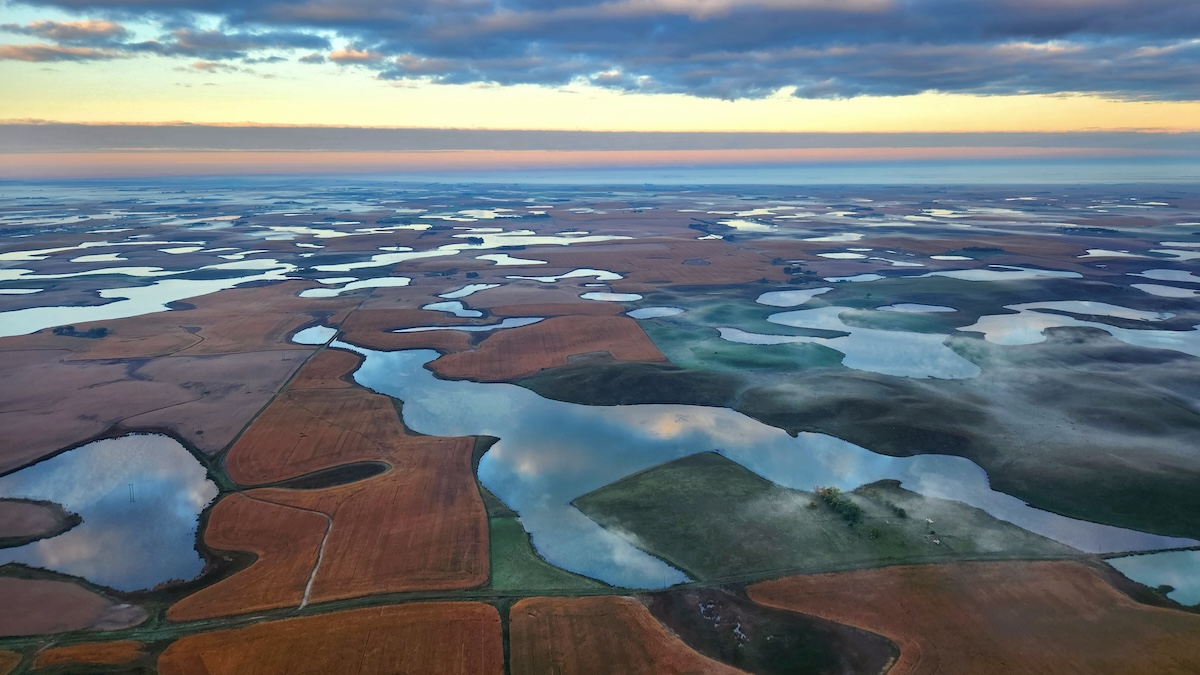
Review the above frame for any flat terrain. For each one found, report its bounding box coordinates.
[174,435,486,619]
[749,560,1200,674]
[576,453,1075,580]
[510,596,745,675]
[257,446,488,604]
[0,281,357,359]
[646,587,897,675]
[0,348,307,471]
[489,517,606,592]
[0,577,145,637]
[167,494,325,621]
[3,183,1200,671]
[285,348,361,389]
[32,640,144,669]
[160,603,503,675]
[431,315,667,381]
[0,499,78,548]
[224,386,432,485]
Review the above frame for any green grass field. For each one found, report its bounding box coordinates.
[575,452,1077,580]
[488,517,607,592]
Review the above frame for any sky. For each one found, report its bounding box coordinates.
[1,0,1199,178]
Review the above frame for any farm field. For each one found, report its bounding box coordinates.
[576,452,1077,580]
[1,182,1198,673]
[509,596,744,675]
[159,603,503,675]
[32,641,145,670]
[750,561,1200,674]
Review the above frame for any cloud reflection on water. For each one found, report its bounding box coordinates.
[0,434,217,591]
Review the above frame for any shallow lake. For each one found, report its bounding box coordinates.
[0,434,217,591]
[332,342,1196,589]
[1108,550,1200,606]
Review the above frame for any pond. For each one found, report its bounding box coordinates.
[0,434,217,591]
[961,302,1200,357]
[0,260,298,338]
[1108,550,1200,606]
[333,342,1196,589]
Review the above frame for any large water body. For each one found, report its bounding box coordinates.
[0,434,217,591]
[330,341,1195,589]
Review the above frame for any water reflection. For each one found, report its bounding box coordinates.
[756,287,831,307]
[421,301,483,317]
[0,434,217,591]
[961,302,1200,357]
[750,306,981,379]
[580,292,642,302]
[0,261,298,338]
[508,268,622,283]
[877,303,957,313]
[337,344,1195,588]
[1108,550,1200,606]
[298,276,411,298]
[627,307,685,319]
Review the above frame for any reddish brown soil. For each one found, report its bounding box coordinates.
[0,578,145,636]
[749,561,1200,675]
[0,348,306,471]
[32,641,144,669]
[224,387,405,484]
[0,282,358,359]
[0,500,70,542]
[338,308,474,352]
[510,596,745,675]
[462,282,609,308]
[343,328,474,353]
[286,349,362,389]
[177,435,486,618]
[253,439,487,603]
[431,315,666,381]
[489,303,622,317]
[166,494,325,622]
[159,603,503,675]
[0,651,18,675]
[529,238,785,292]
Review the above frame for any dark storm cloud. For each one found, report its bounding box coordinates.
[8,0,1200,99]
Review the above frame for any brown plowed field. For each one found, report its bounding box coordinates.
[749,561,1200,675]
[431,315,666,381]
[462,282,611,308]
[252,437,488,602]
[0,578,145,636]
[489,303,622,317]
[338,308,474,352]
[0,499,67,542]
[0,281,358,359]
[159,602,503,675]
[342,328,474,353]
[167,494,325,621]
[32,641,144,669]
[286,349,361,389]
[224,387,411,484]
[0,348,306,471]
[0,651,19,674]
[510,596,746,675]
[530,238,784,289]
[177,435,486,618]
[339,308,469,333]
